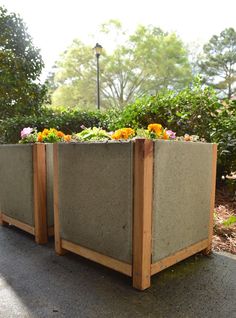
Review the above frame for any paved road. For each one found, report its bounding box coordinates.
[0,225,235,318]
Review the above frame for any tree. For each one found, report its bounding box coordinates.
[199,28,236,99]
[49,39,97,109]
[0,6,47,119]
[50,22,193,109]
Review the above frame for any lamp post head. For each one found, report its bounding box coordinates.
[94,43,103,58]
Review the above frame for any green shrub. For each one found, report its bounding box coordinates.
[108,81,221,141]
[0,108,106,144]
[210,101,236,178]
[106,80,235,180]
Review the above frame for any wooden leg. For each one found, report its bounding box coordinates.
[0,213,8,226]
[132,139,153,290]
[53,144,66,256]
[202,246,212,256]
[33,144,48,244]
[203,144,217,256]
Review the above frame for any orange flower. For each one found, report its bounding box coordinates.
[37,132,43,142]
[162,130,169,140]
[148,123,163,135]
[111,128,135,140]
[184,134,191,141]
[56,131,65,138]
[64,134,72,142]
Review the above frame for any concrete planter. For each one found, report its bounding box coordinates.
[53,140,217,290]
[0,144,54,243]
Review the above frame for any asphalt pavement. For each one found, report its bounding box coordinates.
[0,225,236,318]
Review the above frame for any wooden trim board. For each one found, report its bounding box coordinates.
[61,239,132,277]
[1,212,53,238]
[151,239,209,275]
[48,226,54,237]
[0,213,35,235]
[53,144,66,255]
[132,139,154,290]
[203,144,217,255]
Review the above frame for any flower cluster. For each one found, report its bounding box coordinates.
[176,134,205,142]
[137,124,176,140]
[19,127,71,144]
[19,124,203,144]
[37,128,71,143]
[74,127,111,141]
[19,127,38,144]
[111,128,135,140]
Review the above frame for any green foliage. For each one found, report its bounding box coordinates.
[210,100,236,177]
[108,78,220,141]
[0,108,106,144]
[223,215,236,227]
[74,127,111,141]
[199,28,236,98]
[106,79,235,179]
[0,6,47,119]
[49,39,96,109]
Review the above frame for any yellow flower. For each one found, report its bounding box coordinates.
[111,128,135,140]
[148,124,163,136]
[64,134,72,142]
[42,128,49,136]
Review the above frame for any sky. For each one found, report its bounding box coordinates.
[1,0,236,79]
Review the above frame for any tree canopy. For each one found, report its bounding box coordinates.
[0,6,47,119]
[50,22,193,109]
[199,27,236,99]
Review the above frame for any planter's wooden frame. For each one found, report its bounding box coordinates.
[53,140,217,290]
[0,144,53,244]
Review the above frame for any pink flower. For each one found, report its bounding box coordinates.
[166,130,176,139]
[21,127,33,139]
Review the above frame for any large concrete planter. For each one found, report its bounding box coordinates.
[53,139,217,290]
[0,144,54,243]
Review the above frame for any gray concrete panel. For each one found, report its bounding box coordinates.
[57,142,133,264]
[152,140,214,262]
[0,144,34,226]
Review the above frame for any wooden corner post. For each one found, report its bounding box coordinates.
[53,144,66,255]
[133,139,154,290]
[33,143,48,244]
[203,143,217,255]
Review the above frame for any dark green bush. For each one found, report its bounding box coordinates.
[210,101,236,179]
[106,81,235,180]
[0,108,106,144]
[108,82,221,141]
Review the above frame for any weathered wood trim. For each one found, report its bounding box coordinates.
[1,213,35,235]
[48,226,54,237]
[53,144,66,255]
[61,239,132,276]
[132,139,153,290]
[151,239,209,275]
[203,144,217,255]
[33,144,48,244]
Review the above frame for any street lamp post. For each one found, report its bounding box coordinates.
[93,43,103,110]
